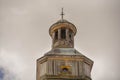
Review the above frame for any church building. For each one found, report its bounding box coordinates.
[36,9,93,80]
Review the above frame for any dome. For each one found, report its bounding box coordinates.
[49,19,77,37]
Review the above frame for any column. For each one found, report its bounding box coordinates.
[58,29,61,40]
[66,29,69,40]
[71,33,74,47]
[52,32,55,48]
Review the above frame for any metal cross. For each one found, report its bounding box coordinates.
[61,8,64,20]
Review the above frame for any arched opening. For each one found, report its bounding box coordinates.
[61,29,66,39]
[69,34,72,39]
[62,68,69,72]
[55,30,58,40]
[69,30,72,40]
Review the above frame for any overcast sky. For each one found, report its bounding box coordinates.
[0,0,120,80]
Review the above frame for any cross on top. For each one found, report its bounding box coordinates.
[61,8,64,20]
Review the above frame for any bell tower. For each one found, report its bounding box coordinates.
[37,9,93,80]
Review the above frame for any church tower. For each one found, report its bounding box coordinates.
[37,9,93,80]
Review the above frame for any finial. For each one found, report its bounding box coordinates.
[61,8,64,20]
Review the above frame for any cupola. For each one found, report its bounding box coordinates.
[49,9,77,48]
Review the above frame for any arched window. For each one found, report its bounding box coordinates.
[61,29,66,39]
[55,31,58,40]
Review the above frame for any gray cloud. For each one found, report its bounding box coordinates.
[0,65,20,80]
[0,0,120,80]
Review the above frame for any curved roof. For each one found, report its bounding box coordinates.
[49,19,77,36]
[51,19,75,27]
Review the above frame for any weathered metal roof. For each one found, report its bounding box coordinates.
[51,19,75,27]
[44,48,84,56]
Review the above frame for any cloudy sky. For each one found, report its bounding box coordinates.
[0,0,120,80]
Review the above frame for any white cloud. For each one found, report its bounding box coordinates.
[0,49,27,80]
